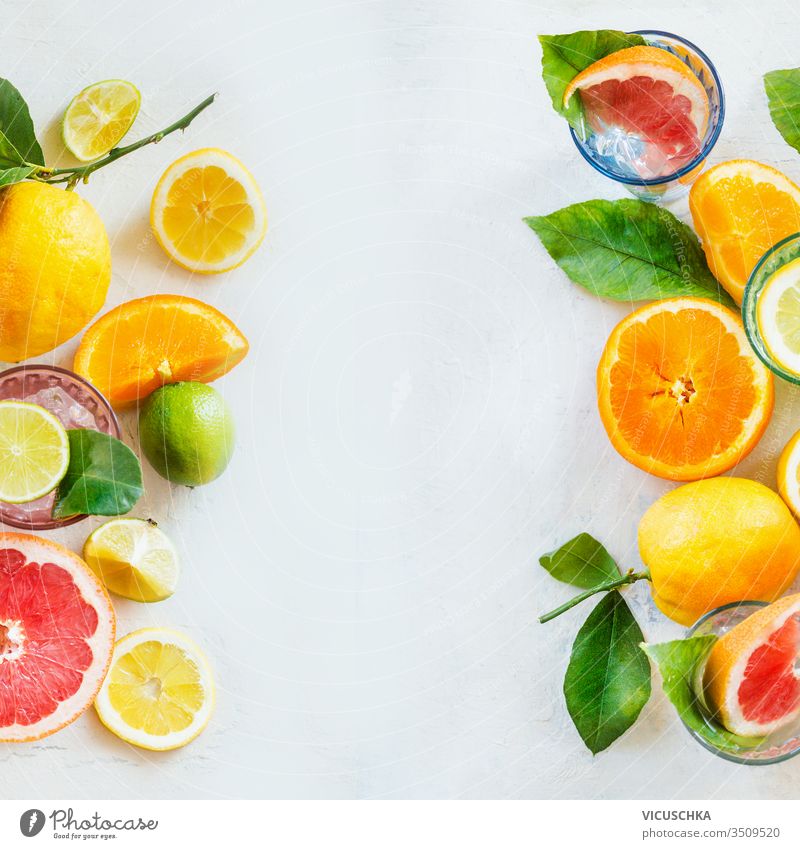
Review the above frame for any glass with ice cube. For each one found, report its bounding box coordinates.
[0,365,120,530]
[569,31,724,202]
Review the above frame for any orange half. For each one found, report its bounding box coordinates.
[74,294,249,407]
[597,297,773,481]
[690,160,800,304]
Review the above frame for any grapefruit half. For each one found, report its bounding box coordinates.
[564,45,710,175]
[703,594,800,737]
[0,533,115,741]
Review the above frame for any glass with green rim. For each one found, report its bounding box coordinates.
[682,601,800,765]
[742,232,800,385]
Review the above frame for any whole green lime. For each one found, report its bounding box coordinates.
[139,382,235,486]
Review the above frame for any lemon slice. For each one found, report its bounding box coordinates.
[62,80,141,162]
[95,628,214,751]
[0,401,70,503]
[150,148,267,273]
[83,518,180,602]
[756,257,800,375]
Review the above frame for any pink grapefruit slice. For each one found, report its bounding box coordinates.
[703,594,800,737]
[0,533,115,742]
[563,45,710,175]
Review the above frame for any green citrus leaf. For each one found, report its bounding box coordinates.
[564,592,651,754]
[53,430,144,519]
[0,165,34,187]
[764,68,800,154]
[0,79,44,166]
[539,30,646,133]
[525,198,736,307]
[642,636,763,751]
[540,532,619,589]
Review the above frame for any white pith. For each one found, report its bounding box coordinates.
[0,535,115,742]
[94,627,214,751]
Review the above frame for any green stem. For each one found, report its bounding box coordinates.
[32,93,217,185]
[538,570,650,624]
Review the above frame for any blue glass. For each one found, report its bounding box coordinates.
[569,30,725,203]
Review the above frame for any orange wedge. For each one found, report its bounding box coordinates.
[597,297,773,481]
[703,594,800,737]
[690,160,800,304]
[564,46,709,136]
[73,295,248,407]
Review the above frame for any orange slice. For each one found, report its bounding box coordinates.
[703,594,800,737]
[690,160,800,304]
[73,295,248,407]
[597,297,773,481]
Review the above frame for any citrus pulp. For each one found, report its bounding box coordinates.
[597,297,773,480]
[73,294,248,407]
[94,627,214,751]
[0,533,115,741]
[703,594,800,737]
[690,160,800,303]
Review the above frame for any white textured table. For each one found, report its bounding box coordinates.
[2,0,800,800]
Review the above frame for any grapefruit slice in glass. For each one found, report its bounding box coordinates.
[0,533,115,741]
[564,45,710,177]
[703,594,800,737]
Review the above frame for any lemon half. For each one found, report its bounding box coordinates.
[83,518,180,602]
[95,628,214,751]
[62,79,141,162]
[150,148,267,273]
[0,401,70,503]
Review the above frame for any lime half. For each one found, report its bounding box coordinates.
[62,79,141,162]
[0,401,69,503]
[83,518,180,602]
[756,256,800,376]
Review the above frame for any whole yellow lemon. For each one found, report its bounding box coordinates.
[0,182,111,361]
[638,477,800,626]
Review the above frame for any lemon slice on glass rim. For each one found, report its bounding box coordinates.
[150,147,267,273]
[95,627,214,751]
[0,401,70,503]
[62,79,141,162]
[756,256,800,376]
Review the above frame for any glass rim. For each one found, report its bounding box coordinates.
[742,231,800,386]
[568,29,726,187]
[682,600,800,766]
[0,363,121,531]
